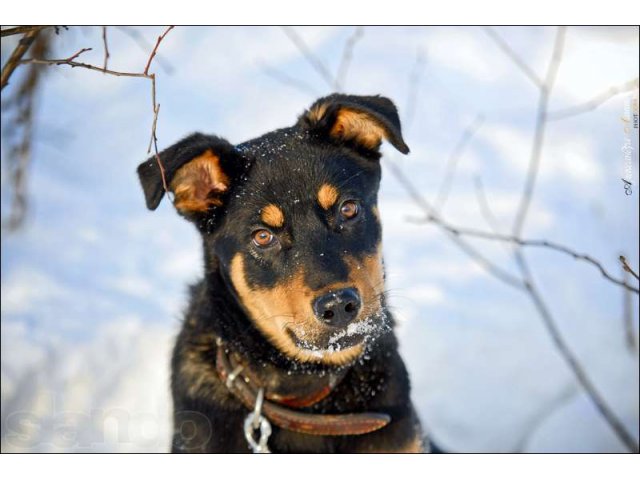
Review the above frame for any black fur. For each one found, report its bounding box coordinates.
[138,94,424,453]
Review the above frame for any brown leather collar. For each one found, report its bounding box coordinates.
[215,340,391,436]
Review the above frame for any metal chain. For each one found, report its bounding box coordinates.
[243,388,272,453]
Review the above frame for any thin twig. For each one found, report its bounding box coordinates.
[19,55,149,79]
[620,256,640,281]
[281,26,335,89]
[259,62,320,97]
[407,217,639,295]
[67,47,92,62]
[102,26,110,71]
[621,253,637,352]
[334,26,364,91]
[433,115,484,211]
[513,383,578,452]
[386,161,526,290]
[1,28,43,90]
[19,26,175,195]
[473,176,522,260]
[143,27,175,195]
[149,84,168,195]
[144,26,174,76]
[515,250,639,452]
[493,25,639,452]
[473,176,504,236]
[403,48,427,133]
[115,26,173,74]
[548,77,639,121]
[482,27,544,89]
[386,28,525,290]
[511,26,566,238]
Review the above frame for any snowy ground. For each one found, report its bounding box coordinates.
[1,26,639,452]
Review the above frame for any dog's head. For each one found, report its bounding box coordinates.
[138,94,408,366]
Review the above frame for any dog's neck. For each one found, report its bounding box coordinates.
[216,340,347,409]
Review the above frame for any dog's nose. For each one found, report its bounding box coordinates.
[313,288,361,327]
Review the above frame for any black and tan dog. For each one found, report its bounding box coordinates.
[137,94,424,453]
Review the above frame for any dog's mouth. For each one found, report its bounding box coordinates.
[285,310,389,357]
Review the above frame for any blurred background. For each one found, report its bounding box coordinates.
[1,26,638,453]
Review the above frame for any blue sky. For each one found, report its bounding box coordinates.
[1,26,638,452]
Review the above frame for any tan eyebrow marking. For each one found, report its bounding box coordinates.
[261,204,285,228]
[317,184,339,210]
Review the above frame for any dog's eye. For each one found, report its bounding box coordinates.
[339,200,359,220]
[252,229,275,247]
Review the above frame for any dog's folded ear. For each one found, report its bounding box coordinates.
[137,133,246,217]
[298,94,409,156]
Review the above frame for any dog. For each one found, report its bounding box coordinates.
[137,94,424,453]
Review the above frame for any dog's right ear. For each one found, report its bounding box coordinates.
[137,133,246,219]
[298,94,409,157]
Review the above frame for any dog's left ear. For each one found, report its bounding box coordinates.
[298,93,409,155]
[137,133,247,220]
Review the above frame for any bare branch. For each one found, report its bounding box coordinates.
[473,176,519,261]
[620,255,640,281]
[102,26,110,71]
[67,47,92,62]
[1,28,43,90]
[141,27,175,196]
[433,115,484,211]
[148,79,169,195]
[259,62,320,97]
[115,26,174,74]
[621,253,638,352]
[548,77,639,121]
[386,160,527,290]
[489,25,639,452]
[482,27,544,89]
[281,26,335,89]
[18,26,176,196]
[144,26,175,76]
[147,80,160,154]
[514,250,639,452]
[407,217,639,295]
[334,26,364,91]
[2,31,50,231]
[512,26,566,238]
[19,54,149,79]
[513,384,577,452]
[0,26,47,38]
[388,33,525,291]
[473,176,504,236]
[403,48,427,133]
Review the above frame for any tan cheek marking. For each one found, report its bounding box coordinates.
[171,150,230,213]
[229,254,363,365]
[260,204,285,228]
[318,183,339,210]
[330,108,387,150]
